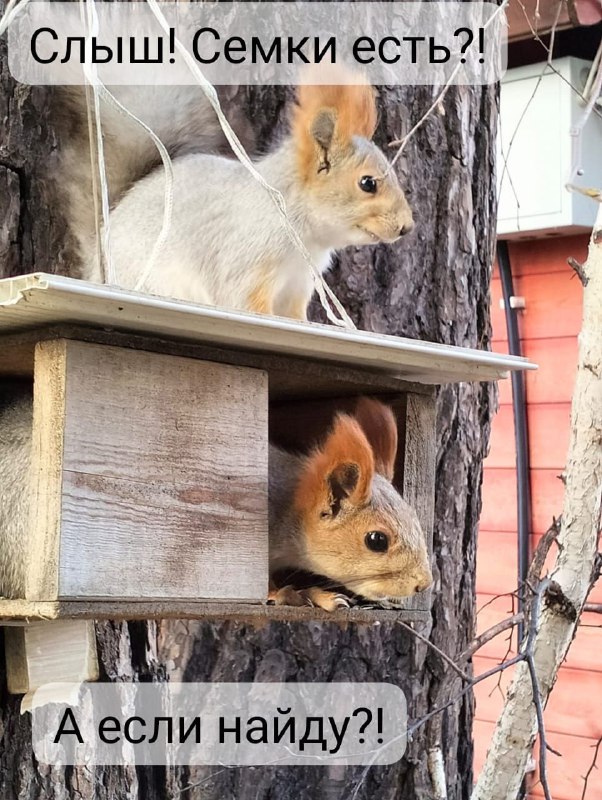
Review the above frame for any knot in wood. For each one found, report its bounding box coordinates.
[543,581,577,622]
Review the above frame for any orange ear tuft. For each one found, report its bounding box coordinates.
[294,413,375,517]
[353,398,398,481]
[292,66,377,177]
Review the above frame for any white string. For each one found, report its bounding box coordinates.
[83,81,104,277]
[80,0,174,292]
[0,0,30,37]
[80,0,175,292]
[88,79,176,293]
[78,1,103,278]
[77,0,175,292]
[144,0,355,329]
[80,0,115,284]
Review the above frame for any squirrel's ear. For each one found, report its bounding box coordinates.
[292,71,377,178]
[353,398,398,482]
[295,414,374,518]
[310,109,336,171]
[311,109,336,152]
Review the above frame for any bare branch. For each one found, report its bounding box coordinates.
[581,736,602,800]
[395,620,470,682]
[523,578,553,800]
[459,614,524,663]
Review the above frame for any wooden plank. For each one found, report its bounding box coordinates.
[476,531,560,596]
[505,235,590,278]
[497,336,578,406]
[27,340,68,601]
[0,326,431,398]
[473,655,517,724]
[487,402,572,470]
[0,598,430,625]
[559,611,602,673]
[480,467,565,534]
[476,530,519,596]
[4,627,28,693]
[491,271,583,345]
[397,392,437,612]
[4,620,98,696]
[47,341,269,601]
[475,592,519,662]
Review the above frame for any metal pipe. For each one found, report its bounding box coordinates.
[496,240,531,646]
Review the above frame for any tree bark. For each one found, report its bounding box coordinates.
[0,12,498,798]
[472,206,602,800]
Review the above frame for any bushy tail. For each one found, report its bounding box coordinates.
[57,84,225,279]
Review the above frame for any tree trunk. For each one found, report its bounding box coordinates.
[0,13,498,798]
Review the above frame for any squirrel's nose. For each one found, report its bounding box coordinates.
[400,221,414,237]
[413,577,431,594]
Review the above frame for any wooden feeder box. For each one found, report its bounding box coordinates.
[0,274,535,696]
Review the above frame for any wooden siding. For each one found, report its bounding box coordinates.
[474,235,602,799]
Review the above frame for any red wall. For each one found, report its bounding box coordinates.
[474,235,602,799]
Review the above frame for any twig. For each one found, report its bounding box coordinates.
[477,589,520,615]
[395,620,470,681]
[459,614,524,662]
[490,621,517,700]
[523,578,554,800]
[581,736,602,800]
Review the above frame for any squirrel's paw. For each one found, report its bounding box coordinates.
[267,585,309,607]
[305,588,352,612]
[268,586,352,612]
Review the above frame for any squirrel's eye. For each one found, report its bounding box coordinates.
[359,175,378,194]
[365,531,388,553]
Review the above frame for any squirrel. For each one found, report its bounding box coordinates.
[59,74,413,319]
[268,398,432,611]
[0,389,432,611]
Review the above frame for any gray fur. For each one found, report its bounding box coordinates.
[0,385,32,599]
[268,445,307,572]
[80,143,345,313]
